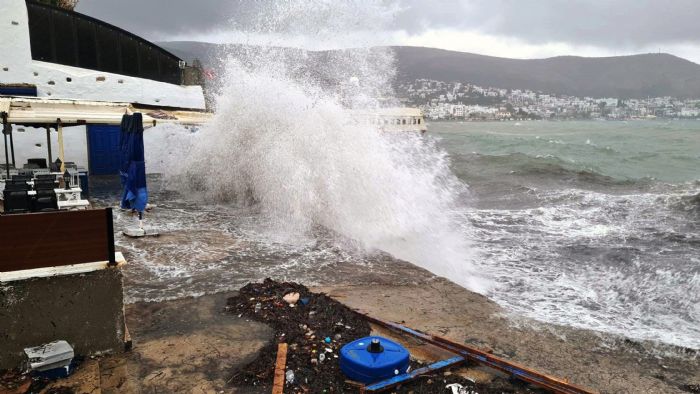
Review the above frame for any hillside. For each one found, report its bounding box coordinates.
[160,41,700,99]
[393,46,700,99]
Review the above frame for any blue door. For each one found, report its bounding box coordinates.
[88,125,121,175]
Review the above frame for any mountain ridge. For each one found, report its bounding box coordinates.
[160,41,700,99]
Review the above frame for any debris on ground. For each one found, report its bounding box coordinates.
[226,279,548,393]
[0,368,79,394]
[227,278,371,392]
[1,341,80,394]
[0,371,31,394]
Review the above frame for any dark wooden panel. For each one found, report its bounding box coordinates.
[26,1,183,84]
[0,209,111,272]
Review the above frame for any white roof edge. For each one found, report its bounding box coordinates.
[1,96,213,126]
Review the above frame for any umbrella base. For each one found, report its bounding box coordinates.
[122,228,160,238]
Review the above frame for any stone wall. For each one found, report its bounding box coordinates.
[0,267,126,370]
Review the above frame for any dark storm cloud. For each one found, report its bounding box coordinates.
[75,1,263,40]
[77,0,700,49]
[394,0,700,48]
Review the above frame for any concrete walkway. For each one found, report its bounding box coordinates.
[41,293,272,394]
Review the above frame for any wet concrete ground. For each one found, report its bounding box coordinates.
[34,279,699,394]
[34,176,698,393]
[38,294,273,394]
[316,279,700,394]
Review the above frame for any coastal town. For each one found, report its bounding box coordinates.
[398,79,700,120]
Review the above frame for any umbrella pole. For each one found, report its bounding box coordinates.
[3,132,9,179]
[2,113,9,179]
[9,129,15,167]
[57,120,65,173]
[46,125,53,165]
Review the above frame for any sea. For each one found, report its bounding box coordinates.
[431,120,699,351]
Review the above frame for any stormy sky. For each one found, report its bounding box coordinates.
[76,0,700,63]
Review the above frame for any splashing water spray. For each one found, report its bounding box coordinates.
[152,1,491,293]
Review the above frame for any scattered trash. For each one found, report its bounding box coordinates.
[0,341,85,393]
[0,371,31,394]
[447,383,470,394]
[225,279,547,393]
[283,292,300,306]
[226,279,371,391]
[285,370,294,384]
[254,302,262,314]
[324,337,331,344]
[32,366,73,380]
[24,340,74,373]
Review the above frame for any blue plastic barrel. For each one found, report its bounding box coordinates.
[339,336,410,384]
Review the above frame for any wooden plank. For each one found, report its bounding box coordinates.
[0,209,112,272]
[0,252,126,282]
[272,343,288,394]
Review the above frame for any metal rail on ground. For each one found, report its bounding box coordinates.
[363,356,465,392]
[355,311,597,394]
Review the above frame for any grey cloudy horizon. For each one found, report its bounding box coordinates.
[75,1,700,63]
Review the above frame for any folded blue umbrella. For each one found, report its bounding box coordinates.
[119,113,148,213]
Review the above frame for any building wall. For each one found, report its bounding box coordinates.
[0,0,206,110]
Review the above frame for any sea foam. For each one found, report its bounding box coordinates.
[151,1,490,293]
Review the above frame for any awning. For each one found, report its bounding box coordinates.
[0,97,213,127]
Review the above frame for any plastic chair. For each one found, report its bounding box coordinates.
[3,190,31,213]
[32,189,58,211]
[34,179,58,190]
[27,158,48,169]
[5,182,30,191]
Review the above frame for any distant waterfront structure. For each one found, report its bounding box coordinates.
[400,79,700,120]
[352,107,426,133]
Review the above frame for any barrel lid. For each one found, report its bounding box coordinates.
[340,336,409,376]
